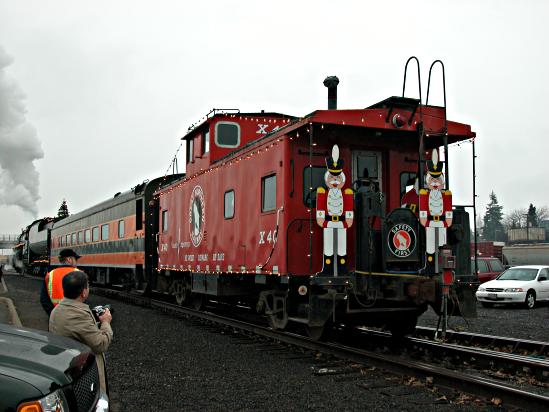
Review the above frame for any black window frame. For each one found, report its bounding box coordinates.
[136,199,143,231]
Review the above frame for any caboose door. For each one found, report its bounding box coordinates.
[352,151,382,191]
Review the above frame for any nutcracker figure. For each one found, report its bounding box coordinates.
[316,145,354,276]
[419,149,453,272]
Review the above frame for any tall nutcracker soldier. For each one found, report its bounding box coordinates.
[419,149,452,273]
[316,145,354,276]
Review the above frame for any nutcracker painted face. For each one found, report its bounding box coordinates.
[425,149,444,190]
[324,145,346,189]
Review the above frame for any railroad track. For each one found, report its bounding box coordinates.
[414,326,549,358]
[92,287,549,411]
[346,327,549,383]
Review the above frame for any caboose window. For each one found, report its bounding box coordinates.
[261,174,276,212]
[356,154,378,180]
[77,231,83,244]
[224,190,235,219]
[92,227,99,242]
[85,229,91,243]
[303,166,326,207]
[118,220,125,238]
[204,130,210,154]
[66,234,70,246]
[186,138,194,163]
[400,172,417,201]
[71,233,76,245]
[215,122,240,148]
[101,224,109,241]
[162,210,168,232]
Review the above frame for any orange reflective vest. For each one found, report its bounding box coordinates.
[45,267,80,306]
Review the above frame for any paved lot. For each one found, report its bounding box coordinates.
[418,297,549,342]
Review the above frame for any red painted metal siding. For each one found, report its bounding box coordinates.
[159,137,289,275]
[159,105,475,278]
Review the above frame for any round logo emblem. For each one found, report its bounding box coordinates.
[189,185,205,247]
[387,223,416,258]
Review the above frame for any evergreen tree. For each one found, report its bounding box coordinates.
[482,191,505,241]
[527,203,538,227]
[57,199,69,219]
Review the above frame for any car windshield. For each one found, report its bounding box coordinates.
[497,268,538,281]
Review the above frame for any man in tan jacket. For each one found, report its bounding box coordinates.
[49,271,113,394]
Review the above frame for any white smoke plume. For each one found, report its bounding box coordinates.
[0,46,43,217]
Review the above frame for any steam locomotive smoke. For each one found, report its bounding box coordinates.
[0,46,43,217]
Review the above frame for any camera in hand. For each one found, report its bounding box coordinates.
[91,304,113,321]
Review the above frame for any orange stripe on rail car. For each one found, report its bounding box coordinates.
[51,252,145,266]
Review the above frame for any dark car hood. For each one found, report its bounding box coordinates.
[0,323,93,394]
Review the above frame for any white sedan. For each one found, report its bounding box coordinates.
[475,265,549,309]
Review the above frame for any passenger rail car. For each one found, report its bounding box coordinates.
[50,175,183,288]
[154,61,477,337]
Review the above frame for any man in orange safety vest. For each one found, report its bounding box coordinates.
[40,249,81,315]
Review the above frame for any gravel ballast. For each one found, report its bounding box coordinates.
[3,273,547,411]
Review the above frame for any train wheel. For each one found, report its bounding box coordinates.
[192,294,205,311]
[305,325,326,341]
[172,280,190,306]
[266,293,288,330]
[388,314,418,338]
[267,312,288,330]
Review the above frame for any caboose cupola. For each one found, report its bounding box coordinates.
[183,110,295,176]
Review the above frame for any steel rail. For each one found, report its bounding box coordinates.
[355,327,549,378]
[414,326,549,357]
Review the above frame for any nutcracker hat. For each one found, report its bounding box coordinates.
[325,144,344,176]
[426,148,443,177]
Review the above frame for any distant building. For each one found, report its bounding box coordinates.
[507,227,546,243]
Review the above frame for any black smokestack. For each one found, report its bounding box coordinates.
[323,76,339,110]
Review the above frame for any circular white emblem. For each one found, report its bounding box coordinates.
[388,223,416,258]
[189,185,205,247]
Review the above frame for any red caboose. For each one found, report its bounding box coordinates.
[154,61,477,337]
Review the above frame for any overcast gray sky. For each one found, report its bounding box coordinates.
[0,0,548,235]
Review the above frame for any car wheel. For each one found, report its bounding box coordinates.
[524,290,536,309]
[481,302,494,308]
